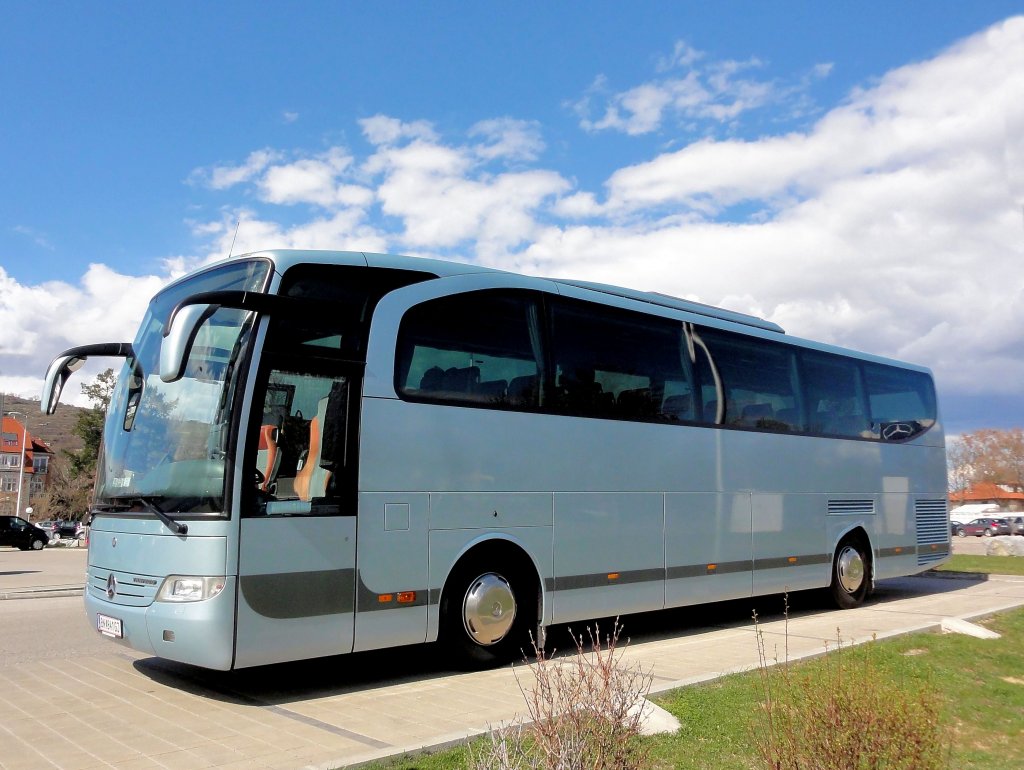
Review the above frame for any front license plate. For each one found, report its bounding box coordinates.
[96,613,123,638]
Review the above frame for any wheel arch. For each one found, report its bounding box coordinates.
[436,534,546,638]
[830,523,875,593]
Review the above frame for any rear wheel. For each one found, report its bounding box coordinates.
[441,554,537,669]
[829,537,870,609]
[957,528,967,537]
[983,529,993,537]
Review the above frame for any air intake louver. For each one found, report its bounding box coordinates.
[916,499,949,565]
[827,499,875,515]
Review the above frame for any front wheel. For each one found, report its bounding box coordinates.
[829,538,870,609]
[441,556,537,669]
[983,529,993,537]
[30,537,45,551]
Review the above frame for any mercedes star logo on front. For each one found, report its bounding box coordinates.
[106,573,117,600]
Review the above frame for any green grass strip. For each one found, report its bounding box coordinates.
[937,554,1024,576]
[358,606,1024,770]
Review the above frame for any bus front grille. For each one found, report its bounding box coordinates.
[88,567,159,607]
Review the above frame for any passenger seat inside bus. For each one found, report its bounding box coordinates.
[295,397,331,500]
[508,374,538,405]
[256,425,281,492]
[661,394,693,421]
[740,402,774,426]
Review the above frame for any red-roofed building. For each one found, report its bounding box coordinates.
[949,481,1024,512]
[1,415,53,518]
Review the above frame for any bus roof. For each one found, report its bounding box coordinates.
[247,250,784,334]
[178,250,928,373]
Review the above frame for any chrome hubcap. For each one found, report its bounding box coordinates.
[462,573,516,646]
[837,545,865,594]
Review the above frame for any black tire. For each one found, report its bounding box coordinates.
[957,528,967,538]
[440,554,537,669]
[983,529,993,537]
[30,537,45,551]
[829,537,871,609]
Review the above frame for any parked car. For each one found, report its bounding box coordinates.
[1008,516,1024,536]
[958,517,1012,537]
[0,515,51,551]
[949,504,1002,525]
[951,521,964,537]
[55,520,85,541]
[34,520,60,540]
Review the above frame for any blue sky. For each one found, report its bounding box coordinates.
[1,2,1022,436]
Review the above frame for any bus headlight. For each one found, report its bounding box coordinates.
[156,576,226,603]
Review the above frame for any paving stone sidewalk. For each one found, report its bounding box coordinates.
[1,572,1022,770]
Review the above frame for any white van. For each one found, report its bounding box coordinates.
[949,503,1002,524]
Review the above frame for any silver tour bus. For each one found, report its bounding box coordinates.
[42,250,949,670]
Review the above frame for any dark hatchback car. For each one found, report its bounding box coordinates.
[0,515,51,551]
[1008,516,1024,536]
[958,517,1012,537]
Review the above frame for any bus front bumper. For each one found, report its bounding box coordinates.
[84,577,237,671]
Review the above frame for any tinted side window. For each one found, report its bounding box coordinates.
[549,300,691,422]
[801,352,870,437]
[273,265,433,360]
[863,363,936,440]
[396,291,543,408]
[699,329,802,432]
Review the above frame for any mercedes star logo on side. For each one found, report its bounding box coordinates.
[106,573,118,600]
[882,422,913,441]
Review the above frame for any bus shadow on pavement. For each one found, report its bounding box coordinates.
[131,576,983,708]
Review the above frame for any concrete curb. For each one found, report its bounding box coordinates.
[0,585,85,600]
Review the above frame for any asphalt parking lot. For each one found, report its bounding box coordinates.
[1,542,1023,769]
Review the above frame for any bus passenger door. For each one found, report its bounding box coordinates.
[234,365,359,669]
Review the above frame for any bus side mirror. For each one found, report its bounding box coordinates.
[159,290,310,383]
[42,355,86,415]
[41,342,134,415]
[160,303,219,383]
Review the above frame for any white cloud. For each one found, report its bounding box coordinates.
[192,148,283,190]
[12,225,54,250]
[362,124,570,255]
[575,40,826,136]
[191,207,390,261]
[601,19,1024,219]
[0,264,165,406]
[257,148,373,209]
[469,118,546,163]
[359,115,437,146]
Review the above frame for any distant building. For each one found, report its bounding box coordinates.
[1,415,53,518]
[949,481,1024,512]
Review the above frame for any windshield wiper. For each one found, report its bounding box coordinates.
[134,497,189,536]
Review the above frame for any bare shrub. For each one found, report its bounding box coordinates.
[752,602,949,770]
[470,619,652,770]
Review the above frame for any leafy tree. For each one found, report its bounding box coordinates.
[63,368,116,480]
[947,428,1024,492]
[35,455,92,520]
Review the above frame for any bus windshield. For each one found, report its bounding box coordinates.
[96,259,272,514]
